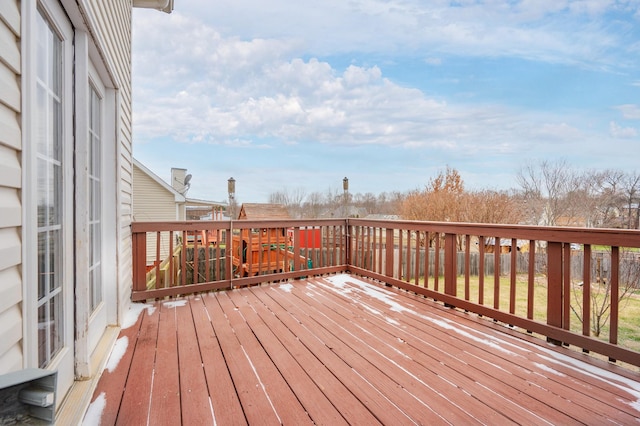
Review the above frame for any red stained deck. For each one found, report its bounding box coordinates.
[88,274,640,425]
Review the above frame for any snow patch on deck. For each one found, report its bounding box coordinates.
[82,392,106,426]
[122,302,155,329]
[163,299,187,308]
[279,283,294,292]
[323,274,518,357]
[105,336,129,373]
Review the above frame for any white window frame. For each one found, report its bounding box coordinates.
[22,0,75,393]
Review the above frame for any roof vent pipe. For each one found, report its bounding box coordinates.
[133,0,174,13]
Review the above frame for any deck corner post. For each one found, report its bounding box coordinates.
[132,230,147,293]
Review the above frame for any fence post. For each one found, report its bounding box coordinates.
[444,233,457,305]
[547,241,563,344]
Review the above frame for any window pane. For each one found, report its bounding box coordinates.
[89,85,103,313]
[37,303,47,367]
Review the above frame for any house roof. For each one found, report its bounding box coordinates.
[238,203,291,220]
[133,158,185,203]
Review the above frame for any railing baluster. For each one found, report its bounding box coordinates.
[582,244,591,344]
[414,231,420,287]
[509,238,517,314]
[397,229,404,281]
[464,235,471,301]
[424,231,430,289]
[610,246,620,354]
[478,236,484,305]
[527,240,535,321]
[169,231,174,287]
[155,231,161,289]
[204,228,210,283]
[385,228,394,279]
[434,234,440,292]
[494,237,500,310]
[180,230,186,287]
[563,243,572,331]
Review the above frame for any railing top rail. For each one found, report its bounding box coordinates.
[132,218,348,233]
[348,219,640,248]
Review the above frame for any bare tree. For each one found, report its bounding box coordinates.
[268,187,307,218]
[621,172,640,229]
[517,159,578,226]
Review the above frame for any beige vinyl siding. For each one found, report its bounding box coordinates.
[81,0,134,320]
[133,165,182,221]
[0,0,22,374]
[133,164,183,265]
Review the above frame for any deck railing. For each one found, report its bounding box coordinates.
[132,218,640,367]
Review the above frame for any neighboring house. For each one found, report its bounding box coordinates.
[0,0,172,422]
[133,159,225,267]
[133,159,187,222]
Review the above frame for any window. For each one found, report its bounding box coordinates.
[35,7,67,367]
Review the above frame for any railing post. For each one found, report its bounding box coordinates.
[547,241,563,344]
[444,233,457,305]
[385,228,394,278]
[344,219,351,267]
[132,230,147,293]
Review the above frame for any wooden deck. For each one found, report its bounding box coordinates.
[87,274,640,425]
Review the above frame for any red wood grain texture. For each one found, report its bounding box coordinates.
[89,307,146,425]
[189,295,247,425]
[115,305,159,425]
[148,301,181,426]
[91,275,640,425]
[175,298,214,425]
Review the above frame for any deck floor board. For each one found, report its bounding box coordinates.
[89,274,640,425]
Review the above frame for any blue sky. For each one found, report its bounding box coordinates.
[132,0,640,204]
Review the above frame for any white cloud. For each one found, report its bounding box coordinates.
[609,121,638,138]
[160,0,637,69]
[132,12,601,155]
[615,104,640,120]
[425,57,442,66]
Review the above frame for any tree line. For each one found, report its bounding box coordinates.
[269,160,640,229]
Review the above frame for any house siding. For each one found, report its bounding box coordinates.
[0,0,22,374]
